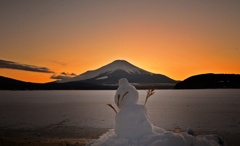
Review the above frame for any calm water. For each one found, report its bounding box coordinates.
[0,89,240,132]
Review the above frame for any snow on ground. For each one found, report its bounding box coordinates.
[0,89,239,132]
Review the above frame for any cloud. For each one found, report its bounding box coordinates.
[70,73,76,76]
[61,72,67,75]
[51,72,77,80]
[0,59,54,73]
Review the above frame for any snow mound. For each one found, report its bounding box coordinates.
[87,127,225,146]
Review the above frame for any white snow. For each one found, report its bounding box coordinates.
[96,76,108,80]
[87,78,226,146]
[59,60,151,83]
[88,128,225,146]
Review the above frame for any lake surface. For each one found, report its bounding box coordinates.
[0,89,240,133]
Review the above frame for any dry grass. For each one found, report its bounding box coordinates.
[144,88,155,106]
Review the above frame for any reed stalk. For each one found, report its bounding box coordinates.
[144,88,155,106]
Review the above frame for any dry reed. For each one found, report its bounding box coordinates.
[144,88,155,106]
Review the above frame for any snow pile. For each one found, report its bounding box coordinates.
[87,78,226,146]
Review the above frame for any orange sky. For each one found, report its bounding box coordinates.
[0,0,240,83]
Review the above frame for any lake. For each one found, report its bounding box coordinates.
[0,89,240,133]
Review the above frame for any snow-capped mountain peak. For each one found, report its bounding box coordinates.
[59,60,151,83]
[98,60,150,74]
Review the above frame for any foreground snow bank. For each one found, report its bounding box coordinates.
[87,126,225,146]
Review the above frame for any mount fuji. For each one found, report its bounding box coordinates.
[0,60,178,90]
[58,60,177,88]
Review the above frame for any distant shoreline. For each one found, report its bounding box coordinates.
[1,74,240,90]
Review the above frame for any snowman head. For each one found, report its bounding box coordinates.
[114,78,139,109]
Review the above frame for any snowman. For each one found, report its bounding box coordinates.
[87,78,226,146]
[114,78,154,139]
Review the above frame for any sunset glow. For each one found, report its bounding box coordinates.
[0,0,239,83]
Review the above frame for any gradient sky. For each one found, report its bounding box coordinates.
[0,0,240,83]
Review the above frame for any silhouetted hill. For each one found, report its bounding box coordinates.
[0,76,174,90]
[175,74,240,89]
[0,76,41,90]
[0,76,107,90]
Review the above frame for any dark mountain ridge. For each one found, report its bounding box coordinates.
[0,76,41,90]
[0,76,174,90]
[81,69,176,85]
[0,76,108,90]
[175,73,240,89]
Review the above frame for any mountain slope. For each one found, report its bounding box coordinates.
[83,69,176,85]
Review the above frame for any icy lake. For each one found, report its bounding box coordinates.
[0,89,240,133]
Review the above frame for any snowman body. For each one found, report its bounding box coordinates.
[114,78,153,139]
